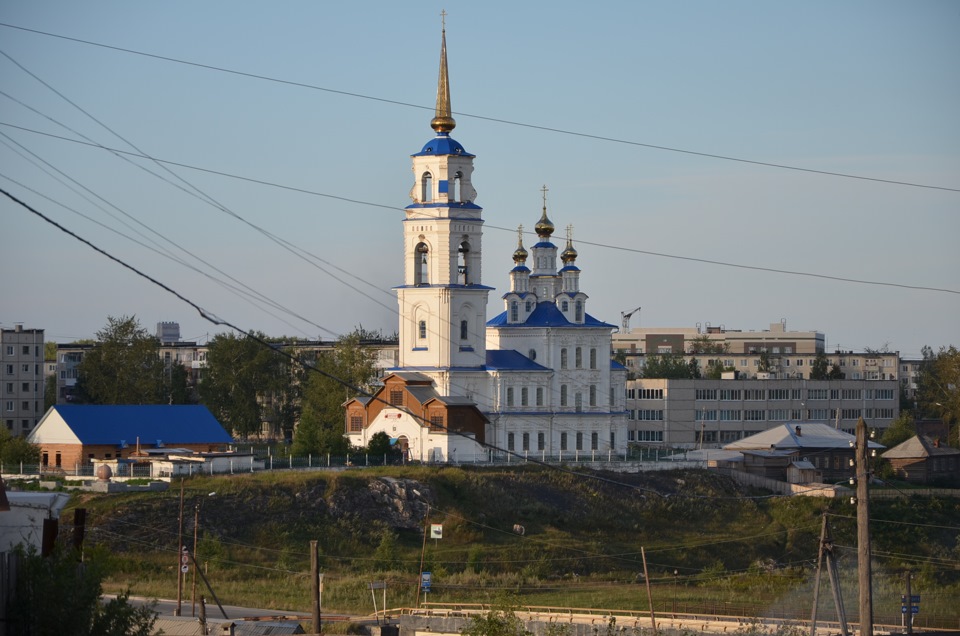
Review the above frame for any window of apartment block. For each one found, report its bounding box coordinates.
[4,346,12,356]
[22,346,29,355]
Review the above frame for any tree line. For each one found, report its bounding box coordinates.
[66,316,389,456]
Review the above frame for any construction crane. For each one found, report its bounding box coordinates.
[621,306,641,333]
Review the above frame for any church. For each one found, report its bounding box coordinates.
[344,26,627,462]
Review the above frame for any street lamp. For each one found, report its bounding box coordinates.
[673,569,678,613]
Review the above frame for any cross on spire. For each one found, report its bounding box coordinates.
[541,184,549,208]
[441,9,447,30]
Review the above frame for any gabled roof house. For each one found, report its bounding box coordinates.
[28,405,233,471]
[882,435,960,485]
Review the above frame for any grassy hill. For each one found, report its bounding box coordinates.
[66,465,959,624]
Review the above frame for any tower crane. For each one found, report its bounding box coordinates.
[621,306,641,333]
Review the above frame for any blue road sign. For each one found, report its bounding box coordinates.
[901,595,921,603]
[901,606,920,614]
[421,572,432,591]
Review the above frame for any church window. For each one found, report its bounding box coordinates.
[590,348,597,369]
[536,387,544,406]
[560,385,568,406]
[575,392,583,412]
[507,432,515,451]
[415,242,429,285]
[453,171,462,202]
[560,348,568,369]
[576,432,583,451]
[589,385,597,406]
[521,387,528,406]
[525,301,532,312]
[390,390,403,406]
[506,387,514,407]
[522,432,530,451]
[575,301,583,322]
[561,300,569,312]
[430,415,444,432]
[560,432,568,451]
[528,348,536,361]
[537,432,545,451]
[349,416,363,432]
[418,320,427,339]
[458,240,470,284]
[421,172,433,202]
[610,431,616,449]
[510,302,519,322]
[591,432,598,450]
[460,320,468,340]
[575,347,582,368]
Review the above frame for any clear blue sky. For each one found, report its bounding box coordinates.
[1,1,957,359]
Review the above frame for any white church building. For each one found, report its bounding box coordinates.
[344,27,628,462]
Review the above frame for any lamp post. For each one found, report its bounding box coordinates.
[673,570,678,613]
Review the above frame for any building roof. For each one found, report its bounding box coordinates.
[487,301,615,329]
[28,405,233,446]
[883,435,960,459]
[485,349,550,371]
[412,133,474,157]
[723,422,883,451]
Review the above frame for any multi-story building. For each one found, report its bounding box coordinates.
[1,325,45,436]
[625,377,900,448]
[613,321,826,357]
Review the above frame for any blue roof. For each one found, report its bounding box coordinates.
[487,301,616,328]
[404,201,482,211]
[511,265,530,273]
[50,405,233,445]
[485,350,550,371]
[412,134,474,157]
[532,241,556,249]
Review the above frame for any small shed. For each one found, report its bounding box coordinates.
[786,459,821,484]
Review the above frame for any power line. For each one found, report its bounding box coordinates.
[3,122,956,298]
[1,21,957,193]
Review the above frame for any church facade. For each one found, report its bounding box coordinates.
[344,28,627,462]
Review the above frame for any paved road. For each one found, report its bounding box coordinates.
[108,594,312,621]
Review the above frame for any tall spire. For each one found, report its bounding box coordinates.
[431,11,456,134]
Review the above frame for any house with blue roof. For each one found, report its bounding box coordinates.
[344,26,627,461]
[27,404,233,471]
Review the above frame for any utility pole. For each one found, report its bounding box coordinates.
[855,418,873,636]
[311,540,321,634]
[904,571,913,635]
[415,503,430,608]
[641,547,657,633]
[810,513,848,636]
[175,478,184,616]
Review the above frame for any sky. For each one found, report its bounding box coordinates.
[1,1,958,360]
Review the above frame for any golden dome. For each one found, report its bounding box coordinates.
[561,238,578,264]
[513,226,528,263]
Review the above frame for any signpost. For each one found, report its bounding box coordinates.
[421,571,432,603]
[901,594,920,630]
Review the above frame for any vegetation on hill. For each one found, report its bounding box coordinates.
[63,466,959,625]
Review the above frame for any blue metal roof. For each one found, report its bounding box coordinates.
[405,201,482,211]
[412,134,474,157]
[532,241,556,249]
[51,405,233,445]
[511,265,531,273]
[485,350,550,371]
[487,302,616,328]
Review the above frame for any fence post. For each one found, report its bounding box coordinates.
[270,456,273,471]
[250,456,254,473]
[327,453,330,467]
[309,454,312,468]
[230,459,234,474]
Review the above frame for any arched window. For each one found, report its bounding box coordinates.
[510,301,519,322]
[460,319,468,340]
[561,300,569,312]
[575,301,583,322]
[415,242,429,286]
[453,170,462,202]
[560,348,568,369]
[525,301,532,312]
[458,239,470,285]
[421,172,433,202]
[528,348,536,361]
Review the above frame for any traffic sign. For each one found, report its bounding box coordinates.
[421,572,432,591]
[900,595,920,603]
[901,606,919,614]
[180,565,189,573]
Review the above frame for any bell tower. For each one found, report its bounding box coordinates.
[397,21,492,372]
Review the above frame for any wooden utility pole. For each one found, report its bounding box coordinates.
[855,418,873,636]
[175,478,184,616]
[904,571,913,635]
[311,540,321,634]
[415,503,430,608]
[810,513,848,636]
[641,547,657,633]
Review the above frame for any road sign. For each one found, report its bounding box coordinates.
[421,572,432,591]
[901,606,919,614]
[181,550,189,565]
[901,595,920,603]
[180,565,189,573]
[430,524,443,539]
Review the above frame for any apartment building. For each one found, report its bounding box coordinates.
[613,320,826,356]
[626,377,900,448]
[1,325,45,436]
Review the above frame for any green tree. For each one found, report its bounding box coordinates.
[688,335,730,354]
[917,345,960,439]
[199,331,296,440]
[10,546,157,636]
[810,353,829,380]
[44,373,58,411]
[643,353,699,379]
[293,329,380,455]
[461,601,531,636]
[705,360,736,380]
[0,427,40,465]
[74,316,166,404]
[880,412,916,448]
[828,363,845,380]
